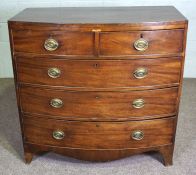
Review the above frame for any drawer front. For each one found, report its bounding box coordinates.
[23,116,174,149]
[20,86,178,120]
[16,57,181,88]
[100,29,184,56]
[12,30,94,55]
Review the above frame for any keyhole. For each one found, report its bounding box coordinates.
[93,63,99,68]
[140,33,143,38]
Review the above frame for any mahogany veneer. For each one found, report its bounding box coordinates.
[8,6,188,166]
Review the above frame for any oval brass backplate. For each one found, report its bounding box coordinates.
[44,38,59,51]
[131,130,144,141]
[133,67,148,79]
[132,99,145,109]
[48,67,61,78]
[134,38,148,51]
[53,130,65,140]
[50,98,63,108]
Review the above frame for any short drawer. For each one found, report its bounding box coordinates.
[100,29,184,56]
[16,57,181,88]
[12,30,94,55]
[20,86,178,120]
[23,116,174,149]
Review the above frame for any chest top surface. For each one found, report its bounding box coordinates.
[9,6,187,24]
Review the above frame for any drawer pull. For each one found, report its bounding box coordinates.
[44,38,59,51]
[50,98,63,108]
[132,99,145,109]
[48,68,61,78]
[53,130,65,140]
[133,67,148,79]
[132,130,144,141]
[134,38,148,51]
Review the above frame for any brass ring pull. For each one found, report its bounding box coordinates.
[48,68,61,78]
[132,130,144,141]
[50,98,63,108]
[53,130,65,140]
[133,68,148,79]
[44,38,59,51]
[134,38,148,51]
[132,99,145,109]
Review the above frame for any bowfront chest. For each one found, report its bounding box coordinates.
[8,6,188,166]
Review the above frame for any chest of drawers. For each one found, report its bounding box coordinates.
[8,6,188,166]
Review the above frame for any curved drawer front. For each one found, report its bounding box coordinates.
[23,116,174,149]
[17,57,181,88]
[100,29,184,56]
[20,86,178,120]
[12,30,94,55]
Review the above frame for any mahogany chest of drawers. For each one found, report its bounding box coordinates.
[8,6,188,166]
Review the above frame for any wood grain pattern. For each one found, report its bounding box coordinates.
[20,86,178,120]
[23,116,174,149]
[16,57,182,88]
[8,6,188,165]
[100,30,184,56]
[9,7,187,25]
[12,30,94,55]
[23,142,174,164]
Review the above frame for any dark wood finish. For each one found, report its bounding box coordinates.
[24,145,34,164]
[9,6,186,25]
[8,7,188,166]
[16,57,182,88]
[24,142,173,163]
[159,145,174,166]
[20,86,178,120]
[100,30,184,56]
[23,116,174,149]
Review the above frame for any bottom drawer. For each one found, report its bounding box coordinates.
[23,116,175,149]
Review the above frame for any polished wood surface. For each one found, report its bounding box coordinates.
[16,57,182,88]
[12,31,94,55]
[8,6,188,166]
[20,86,178,120]
[23,116,174,149]
[100,30,184,56]
[9,6,186,24]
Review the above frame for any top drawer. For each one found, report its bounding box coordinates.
[11,30,94,55]
[99,29,184,56]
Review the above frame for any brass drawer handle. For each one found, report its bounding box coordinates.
[134,38,148,51]
[133,68,148,79]
[53,130,65,140]
[48,68,61,78]
[132,99,145,109]
[44,38,59,51]
[132,130,144,141]
[50,98,63,108]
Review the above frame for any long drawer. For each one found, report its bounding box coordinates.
[23,116,174,149]
[20,86,178,120]
[16,57,181,88]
